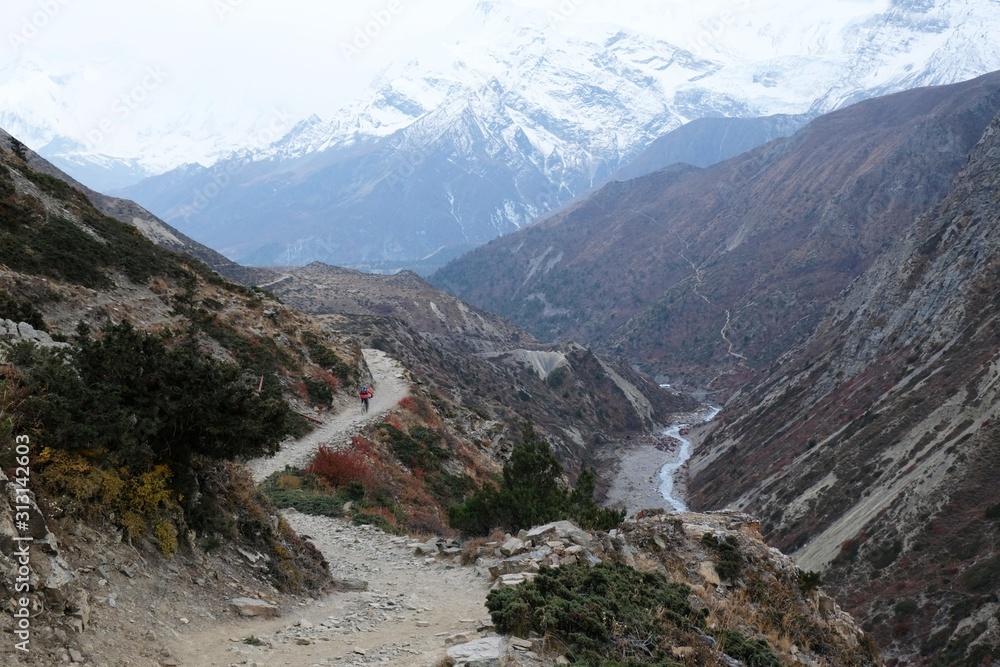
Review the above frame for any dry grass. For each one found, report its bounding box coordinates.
[459,528,506,565]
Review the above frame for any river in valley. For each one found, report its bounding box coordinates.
[657,406,722,511]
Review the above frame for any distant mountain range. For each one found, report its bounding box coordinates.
[434,70,1000,665]
[433,71,1000,387]
[4,0,993,268]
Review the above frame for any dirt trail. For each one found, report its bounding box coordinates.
[247,348,411,483]
[169,349,493,666]
[168,511,490,667]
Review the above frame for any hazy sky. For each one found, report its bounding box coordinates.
[1,0,896,163]
[2,0,887,115]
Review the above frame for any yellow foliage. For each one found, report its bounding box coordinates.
[277,474,302,489]
[155,520,179,559]
[37,452,183,557]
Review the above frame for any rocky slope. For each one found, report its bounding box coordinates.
[2,494,886,666]
[687,104,1000,665]
[433,71,1000,393]
[0,129,251,283]
[252,261,696,476]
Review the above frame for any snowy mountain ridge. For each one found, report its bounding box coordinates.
[6,0,1000,266]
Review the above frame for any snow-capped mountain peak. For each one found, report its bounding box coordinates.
[5,0,1000,268]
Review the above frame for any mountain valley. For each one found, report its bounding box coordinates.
[3,5,1000,664]
[432,72,1000,665]
[5,0,996,270]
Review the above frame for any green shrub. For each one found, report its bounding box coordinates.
[984,503,1000,520]
[300,331,354,382]
[701,533,743,581]
[260,471,345,517]
[303,376,334,407]
[449,422,624,536]
[382,422,449,471]
[10,321,300,542]
[486,562,695,665]
[797,569,823,593]
[868,539,902,570]
[961,555,1000,593]
[712,630,781,667]
[0,291,47,330]
[894,598,918,618]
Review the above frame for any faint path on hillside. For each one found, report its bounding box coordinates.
[247,348,410,482]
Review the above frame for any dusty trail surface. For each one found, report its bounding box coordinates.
[169,512,489,667]
[247,349,410,483]
[170,349,492,666]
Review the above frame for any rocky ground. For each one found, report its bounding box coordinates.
[167,510,494,667]
[2,347,880,666]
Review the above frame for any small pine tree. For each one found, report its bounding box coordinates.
[449,421,624,535]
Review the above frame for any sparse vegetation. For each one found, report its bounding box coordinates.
[301,330,354,383]
[259,470,346,517]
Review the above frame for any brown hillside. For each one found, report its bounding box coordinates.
[432,71,1000,393]
[252,261,696,476]
[689,109,1000,666]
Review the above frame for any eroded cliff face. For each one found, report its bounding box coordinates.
[689,112,1000,665]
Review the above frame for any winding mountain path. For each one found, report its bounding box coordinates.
[247,348,410,483]
[169,349,493,667]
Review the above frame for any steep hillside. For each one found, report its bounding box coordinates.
[611,113,810,182]
[433,71,1000,392]
[0,128,252,283]
[251,261,696,476]
[0,128,377,662]
[688,110,1000,665]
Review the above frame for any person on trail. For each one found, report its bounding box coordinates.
[359,385,374,412]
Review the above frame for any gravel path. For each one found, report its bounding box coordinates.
[169,349,708,666]
[168,511,490,667]
[247,348,410,483]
